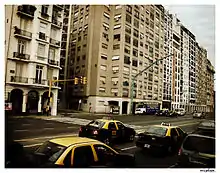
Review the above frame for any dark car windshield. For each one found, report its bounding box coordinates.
[183,136,215,155]
[35,141,66,163]
[88,120,105,128]
[145,126,167,136]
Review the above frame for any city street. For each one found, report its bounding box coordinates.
[6,113,202,168]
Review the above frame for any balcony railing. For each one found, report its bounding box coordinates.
[10,76,28,83]
[17,5,36,19]
[32,78,47,85]
[13,52,30,60]
[49,38,60,47]
[48,59,59,66]
[52,18,62,27]
[14,27,32,39]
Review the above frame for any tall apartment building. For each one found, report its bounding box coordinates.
[162,10,173,109]
[58,5,72,108]
[67,5,165,114]
[5,5,64,115]
[206,59,215,112]
[195,43,207,111]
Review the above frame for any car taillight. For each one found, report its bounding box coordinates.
[178,148,182,156]
[93,130,98,135]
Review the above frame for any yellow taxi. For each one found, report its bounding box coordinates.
[79,117,136,145]
[34,137,135,168]
[136,122,187,154]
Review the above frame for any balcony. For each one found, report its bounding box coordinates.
[32,78,47,85]
[51,18,62,28]
[14,27,32,40]
[54,5,64,10]
[13,52,30,61]
[49,38,61,47]
[48,59,59,66]
[41,6,50,19]
[10,76,28,83]
[17,5,36,19]
[38,32,49,43]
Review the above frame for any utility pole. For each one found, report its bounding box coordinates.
[130,54,174,115]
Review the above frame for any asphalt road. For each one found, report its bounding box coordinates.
[5,114,203,168]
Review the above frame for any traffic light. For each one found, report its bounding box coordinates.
[83,77,87,84]
[80,76,83,84]
[74,77,78,84]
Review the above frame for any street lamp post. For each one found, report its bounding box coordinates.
[130,54,174,115]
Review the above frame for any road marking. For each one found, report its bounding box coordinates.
[67,127,76,129]
[14,133,78,142]
[15,129,29,132]
[120,146,136,151]
[43,127,54,130]
[22,124,31,126]
[24,143,43,148]
[179,122,199,127]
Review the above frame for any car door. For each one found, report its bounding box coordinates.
[176,127,187,144]
[93,144,117,167]
[73,145,96,167]
[108,122,118,139]
[116,122,126,139]
[170,128,179,147]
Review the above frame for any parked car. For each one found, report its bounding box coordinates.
[167,110,178,117]
[193,120,215,137]
[193,112,206,119]
[136,122,187,154]
[175,108,186,116]
[79,117,136,145]
[155,109,169,116]
[33,137,135,168]
[177,134,215,168]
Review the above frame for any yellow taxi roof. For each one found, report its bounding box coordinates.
[96,119,121,123]
[49,137,101,147]
[153,124,177,129]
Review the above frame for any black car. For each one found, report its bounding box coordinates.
[136,124,187,154]
[155,109,169,116]
[177,134,215,168]
[79,117,136,145]
[193,120,215,137]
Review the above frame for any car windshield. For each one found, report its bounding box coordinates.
[183,136,215,155]
[88,120,105,128]
[145,126,167,136]
[35,141,66,163]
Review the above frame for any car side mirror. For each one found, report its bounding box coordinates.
[114,153,135,168]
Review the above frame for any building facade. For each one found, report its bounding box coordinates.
[67,5,165,114]
[5,5,64,115]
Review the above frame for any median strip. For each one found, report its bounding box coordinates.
[120,146,137,151]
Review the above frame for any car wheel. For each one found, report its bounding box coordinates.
[103,138,110,145]
[129,134,135,141]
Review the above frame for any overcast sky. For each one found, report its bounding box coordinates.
[165,5,215,67]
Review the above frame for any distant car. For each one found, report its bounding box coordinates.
[155,109,169,116]
[193,112,206,119]
[193,120,215,137]
[79,117,136,145]
[177,134,215,168]
[33,137,135,168]
[167,110,178,117]
[175,108,186,116]
[136,122,187,154]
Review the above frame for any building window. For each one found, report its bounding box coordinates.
[49,48,55,60]
[114,34,120,41]
[102,43,108,49]
[112,66,119,73]
[133,29,139,38]
[123,88,129,97]
[99,87,106,92]
[37,43,45,57]
[111,88,118,96]
[77,46,81,52]
[103,12,110,19]
[123,66,130,73]
[114,24,121,29]
[17,40,26,54]
[35,65,43,83]
[126,14,131,23]
[139,51,143,57]
[134,19,139,28]
[82,55,86,60]
[116,5,122,9]
[113,44,120,50]
[111,77,119,85]
[124,47,130,54]
[125,25,131,34]
[124,55,130,65]
[112,55,119,61]
[133,48,138,57]
[140,41,143,47]
[101,54,108,60]
[133,38,138,47]
[100,76,106,84]
[114,14,121,21]
[134,10,139,19]
[125,34,131,44]
[132,59,138,67]
[126,5,132,13]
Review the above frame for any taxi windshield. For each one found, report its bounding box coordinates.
[145,126,167,136]
[35,141,66,163]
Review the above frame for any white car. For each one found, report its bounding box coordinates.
[135,108,146,114]
[175,108,186,116]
